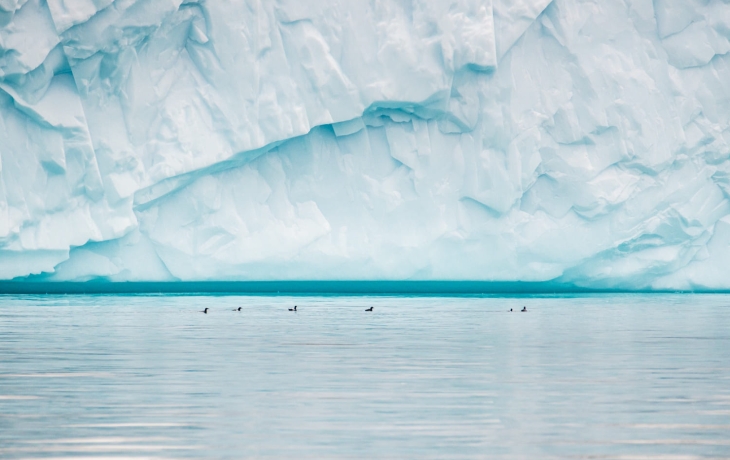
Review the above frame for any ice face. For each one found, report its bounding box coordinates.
[1,0,730,289]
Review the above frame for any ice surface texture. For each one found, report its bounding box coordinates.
[1,0,730,289]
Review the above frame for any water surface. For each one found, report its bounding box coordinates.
[1,294,729,458]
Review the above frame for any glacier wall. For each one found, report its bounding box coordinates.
[2,0,730,289]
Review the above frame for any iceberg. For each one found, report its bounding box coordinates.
[2,0,730,290]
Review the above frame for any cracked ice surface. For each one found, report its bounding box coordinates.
[1,0,730,289]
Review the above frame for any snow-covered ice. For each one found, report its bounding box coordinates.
[2,0,730,289]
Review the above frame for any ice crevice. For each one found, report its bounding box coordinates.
[2,0,730,289]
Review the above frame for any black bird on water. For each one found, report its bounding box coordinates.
[510,308,513,312]
[365,307,374,312]
[232,307,242,311]
[289,306,297,312]
[200,308,209,314]
[521,306,527,312]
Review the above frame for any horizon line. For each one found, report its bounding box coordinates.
[0,280,721,295]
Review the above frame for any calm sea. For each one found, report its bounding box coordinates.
[1,294,729,459]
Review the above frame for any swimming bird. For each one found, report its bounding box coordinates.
[510,308,513,312]
[201,308,209,314]
[521,306,527,312]
[289,306,297,312]
[365,307,374,311]
[232,307,242,311]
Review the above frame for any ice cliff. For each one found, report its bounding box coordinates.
[2,0,730,290]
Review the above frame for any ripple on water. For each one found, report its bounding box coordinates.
[0,294,729,459]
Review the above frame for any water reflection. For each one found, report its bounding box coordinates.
[1,294,729,458]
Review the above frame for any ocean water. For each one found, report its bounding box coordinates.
[0,293,729,459]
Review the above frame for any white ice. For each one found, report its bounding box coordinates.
[1,0,730,290]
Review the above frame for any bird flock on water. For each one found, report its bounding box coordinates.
[200,305,374,314]
[200,306,530,314]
